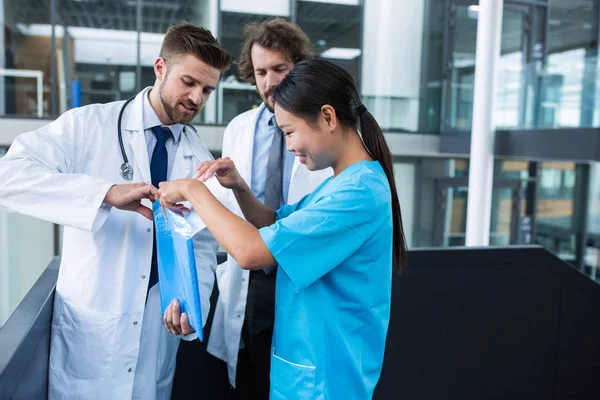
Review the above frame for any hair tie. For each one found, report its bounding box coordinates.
[357,104,367,116]
[354,104,374,159]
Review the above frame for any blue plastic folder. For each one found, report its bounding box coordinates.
[153,201,203,340]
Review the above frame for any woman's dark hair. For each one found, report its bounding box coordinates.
[273,59,408,271]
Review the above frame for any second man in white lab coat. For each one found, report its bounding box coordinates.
[0,24,231,399]
[206,18,331,399]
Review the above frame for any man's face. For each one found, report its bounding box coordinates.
[155,54,221,124]
[251,44,294,112]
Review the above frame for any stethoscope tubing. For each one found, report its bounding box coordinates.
[117,95,203,180]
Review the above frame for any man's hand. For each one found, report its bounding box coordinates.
[164,299,196,336]
[103,183,159,220]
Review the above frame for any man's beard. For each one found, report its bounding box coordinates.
[159,81,199,124]
[260,86,276,113]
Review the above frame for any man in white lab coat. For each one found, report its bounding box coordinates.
[205,19,331,399]
[0,24,231,400]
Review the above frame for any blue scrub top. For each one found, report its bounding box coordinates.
[259,160,393,399]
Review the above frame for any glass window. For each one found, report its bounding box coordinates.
[297,0,362,83]
[542,49,587,128]
[493,160,535,245]
[495,160,530,180]
[535,161,576,262]
[439,2,548,131]
[439,173,527,248]
[443,3,543,131]
[538,0,598,128]
[3,1,54,117]
[2,1,223,118]
[444,2,477,131]
[419,0,445,132]
[413,158,539,248]
[53,1,144,111]
[412,158,469,247]
[585,162,600,282]
[496,6,547,130]
[361,0,426,132]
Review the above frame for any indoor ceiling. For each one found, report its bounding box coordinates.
[8,0,200,33]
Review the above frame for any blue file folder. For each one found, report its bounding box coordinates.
[153,202,203,340]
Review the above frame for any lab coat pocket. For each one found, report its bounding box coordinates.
[51,300,119,379]
[270,350,316,399]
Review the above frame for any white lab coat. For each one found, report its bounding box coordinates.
[206,103,331,386]
[0,88,218,399]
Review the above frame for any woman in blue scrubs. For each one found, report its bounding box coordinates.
[158,59,408,399]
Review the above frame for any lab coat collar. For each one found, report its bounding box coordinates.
[124,88,151,184]
[123,87,149,132]
[239,103,265,187]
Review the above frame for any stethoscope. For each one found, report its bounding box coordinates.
[117,95,203,180]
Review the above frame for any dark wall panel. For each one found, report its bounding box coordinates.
[375,250,561,400]
[554,281,600,399]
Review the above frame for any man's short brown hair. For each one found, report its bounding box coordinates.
[160,23,232,73]
[238,18,313,85]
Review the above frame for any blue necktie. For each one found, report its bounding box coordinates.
[149,126,172,294]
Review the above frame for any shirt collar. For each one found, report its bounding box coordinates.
[260,104,276,126]
[143,88,183,143]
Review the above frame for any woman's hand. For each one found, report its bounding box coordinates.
[195,157,244,190]
[158,179,197,214]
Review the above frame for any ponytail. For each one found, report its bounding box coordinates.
[359,109,408,272]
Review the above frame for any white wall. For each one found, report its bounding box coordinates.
[0,118,49,145]
[0,207,54,327]
[361,0,425,131]
[196,0,220,124]
[0,144,55,327]
[394,163,416,247]
[221,0,289,16]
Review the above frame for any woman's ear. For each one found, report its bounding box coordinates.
[321,105,337,131]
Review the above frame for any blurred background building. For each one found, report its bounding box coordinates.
[1,0,600,327]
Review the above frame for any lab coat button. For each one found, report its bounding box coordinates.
[237,314,241,318]
[128,368,132,373]
[141,275,146,279]
[133,321,138,325]
[147,228,151,233]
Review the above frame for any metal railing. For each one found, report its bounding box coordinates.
[0,68,44,118]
